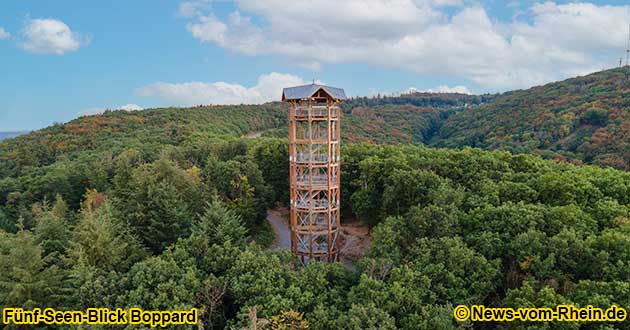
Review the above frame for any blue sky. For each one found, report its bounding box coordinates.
[0,0,629,131]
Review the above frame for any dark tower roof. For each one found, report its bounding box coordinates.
[282,83,346,101]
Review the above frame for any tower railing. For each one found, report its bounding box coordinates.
[294,105,340,118]
[295,153,329,163]
[296,175,338,186]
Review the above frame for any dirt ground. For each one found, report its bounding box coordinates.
[338,215,372,262]
[242,131,264,139]
[266,207,372,267]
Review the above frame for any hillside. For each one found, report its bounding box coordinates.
[341,91,494,109]
[433,67,630,170]
[1,89,630,329]
[260,94,483,145]
[0,95,472,179]
[342,104,451,144]
[0,104,286,178]
[2,68,628,182]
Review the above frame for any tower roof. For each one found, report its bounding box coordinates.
[282,83,346,101]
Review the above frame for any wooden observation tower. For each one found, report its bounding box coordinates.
[282,83,346,263]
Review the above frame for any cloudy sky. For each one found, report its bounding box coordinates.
[1,0,629,131]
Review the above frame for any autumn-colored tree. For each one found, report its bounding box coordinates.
[270,310,309,330]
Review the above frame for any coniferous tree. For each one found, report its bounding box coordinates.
[33,195,71,259]
[143,180,192,253]
[0,207,12,232]
[66,199,144,272]
[194,200,248,247]
[0,228,63,309]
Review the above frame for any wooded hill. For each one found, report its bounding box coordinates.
[280,68,630,169]
[433,67,630,170]
[3,67,627,175]
[0,95,474,179]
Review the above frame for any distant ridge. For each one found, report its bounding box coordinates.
[0,131,27,142]
[433,67,630,170]
[1,68,628,171]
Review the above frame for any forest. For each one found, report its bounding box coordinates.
[2,68,628,175]
[1,69,630,329]
[274,67,630,170]
[433,68,630,170]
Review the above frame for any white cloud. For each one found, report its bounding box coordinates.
[135,72,308,106]
[408,85,472,94]
[21,18,87,55]
[181,1,630,90]
[119,104,143,111]
[295,60,323,71]
[187,14,228,45]
[429,0,463,7]
[79,108,105,116]
[177,0,212,18]
[0,27,10,39]
[79,104,143,116]
[369,84,472,97]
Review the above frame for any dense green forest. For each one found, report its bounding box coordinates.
[1,68,630,329]
[433,68,630,170]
